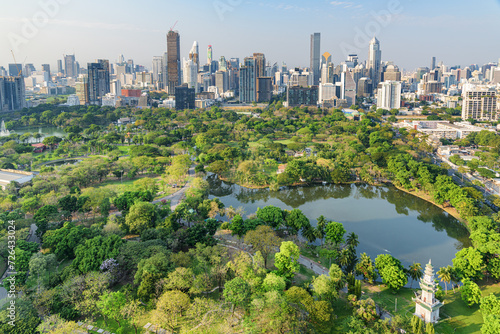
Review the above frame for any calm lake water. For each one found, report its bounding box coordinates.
[13,126,66,142]
[207,175,471,271]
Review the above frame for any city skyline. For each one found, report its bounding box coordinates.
[1,0,500,71]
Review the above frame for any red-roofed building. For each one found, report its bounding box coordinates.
[31,143,46,153]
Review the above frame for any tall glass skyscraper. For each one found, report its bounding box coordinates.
[310,33,321,86]
[368,37,382,89]
[239,57,256,103]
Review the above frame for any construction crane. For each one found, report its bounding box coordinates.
[170,20,178,31]
[10,50,22,76]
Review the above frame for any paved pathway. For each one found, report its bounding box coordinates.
[153,166,195,211]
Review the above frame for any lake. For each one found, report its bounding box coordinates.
[12,126,66,142]
[207,175,471,272]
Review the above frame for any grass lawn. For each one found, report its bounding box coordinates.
[365,284,417,318]
[116,145,131,155]
[330,297,355,333]
[294,264,316,286]
[435,281,500,334]
[274,139,295,146]
[248,141,262,148]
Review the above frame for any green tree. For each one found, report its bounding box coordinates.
[125,201,158,234]
[408,262,423,288]
[223,277,252,312]
[355,253,377,284]
[437,266,453,294]
[274,241,300,279]
[256,206,284,228]
[375,254,407,291]
[480,294,500,334]
[96,291,127,327]
[153,290,191,331]
[453,247,484,280]
[325,221,346,245]
[244,225,281,268]
[461,278,481,306]
[262,273,286,292]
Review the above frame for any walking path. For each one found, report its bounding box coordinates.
[153,165,195,211]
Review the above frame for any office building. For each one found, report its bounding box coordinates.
[357,78,373,98]
[310,33,321,85]
[368,37,382,88]
[183,58,198,92]
[462,87,498,121]
[64,54,77,78]
[257,77,272,102]
[0,76,26,111]
[175,84,195,110]
[239,57,256,103]
[319,83,336,104]
[215,71,228,94]
[341,70,356,107]
[253,53,266,78]
[431,57,436,70]
[377,81,401,110]
[152,56,163,85]
[287,86,318,107]
[57,60,63,75]
[0,67,6,77]
[189,41,199,69]
[8,64,20,77]
[167,30,181,94]
[76,75,89,105]
[41,64,51,81]
[383,65,401,82]
[87,60,110,105]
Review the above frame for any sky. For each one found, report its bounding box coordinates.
[1,0,500,72]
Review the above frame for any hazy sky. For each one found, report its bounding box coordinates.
[1,0,500,72]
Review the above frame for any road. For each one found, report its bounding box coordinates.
[153,165,195,211]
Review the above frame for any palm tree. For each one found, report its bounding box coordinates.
[408,262,423,288]
[302,225,317,244]
[346,232,359,248]
[437,266,452,295]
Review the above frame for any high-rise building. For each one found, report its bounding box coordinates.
[64,54,76,78]
[8,64,20,77]
[76,75,89,105]
[253,53,266,78]
[319,83,336,105]
[87,60,110,105]
[0,76,26,111]
[207,45,213,66]
[239,57,256,103]
[215,71,229,94]
[462,87,498,121]
[183,58,198,92]
[431,57,436,70]
[257,77,272,102]
[287,86,318,107]
[152,56,163,85]
[0,67,7,77]
[310,33,321,86]
[321,52,332,67]
[189,41,199,69]
[377,81,401,110]
[383,65,402,82]
[57,60,64,75]
[167,30,181,94]
[341,70,356,107]
[357,78,373,98]
[219,56,228,72]
[368,37,382,89]
[175,84,195,110]
[24,64,35,77]
[42,64,51,81]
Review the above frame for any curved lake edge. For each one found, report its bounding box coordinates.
[216,175,468,229]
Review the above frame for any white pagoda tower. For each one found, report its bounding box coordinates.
[413,260,443,323]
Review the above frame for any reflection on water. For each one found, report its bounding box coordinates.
[207,174,471,270]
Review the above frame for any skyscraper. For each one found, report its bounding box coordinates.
[239,57,256,103]
[8,64,20,77]
[87,60,110,105]
[368,37,382,89]
[253,53,266,78]
[0,76,25,111]
[57,60,64,75]
[377,81,401,110]
[167,30,181,94]
[64,54,76,78]
[152,56,163,86]
[310,33,321,86]
[431,57,436,70]
[207,45,213,66]
[189,41,199,69]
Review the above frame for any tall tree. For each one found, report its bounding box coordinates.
[244,225,281,268]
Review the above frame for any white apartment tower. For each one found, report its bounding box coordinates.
[377,81,401,110]
[462,86,498,121]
